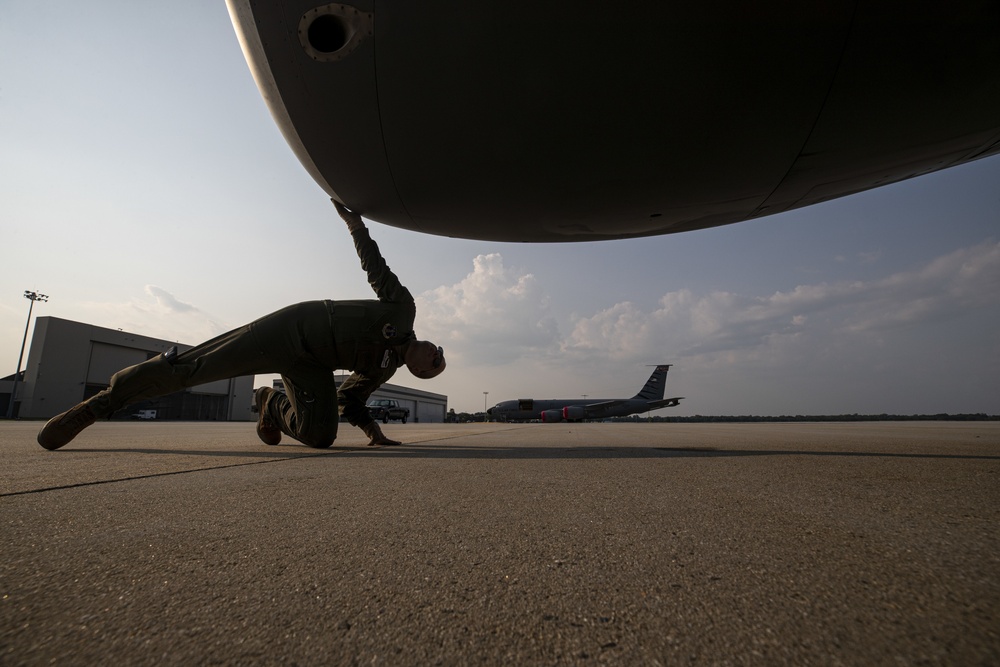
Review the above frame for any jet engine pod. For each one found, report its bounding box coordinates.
[540,410,563,423]
[562,406,587,422]
[227,1,1000,242]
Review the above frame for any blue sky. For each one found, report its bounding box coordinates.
[2,1,998,416]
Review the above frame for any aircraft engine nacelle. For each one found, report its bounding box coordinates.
[562,406,588,421]
[540,410,563,423]
[227,0,1000,242]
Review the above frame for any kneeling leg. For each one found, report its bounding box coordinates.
[265,367,339,448]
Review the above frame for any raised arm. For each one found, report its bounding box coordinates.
[334,201,413,305]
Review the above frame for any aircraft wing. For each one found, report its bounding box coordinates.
[554,399,626,421]
[565,396,683,420]
[582,397,684,411]
[582,400,626,411]
[648,397,684,409]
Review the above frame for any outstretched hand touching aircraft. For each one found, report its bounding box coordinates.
[487,366,683,423]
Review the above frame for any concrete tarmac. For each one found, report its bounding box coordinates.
[2,420,998,665]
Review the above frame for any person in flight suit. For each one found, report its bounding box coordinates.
[37,202,446,451]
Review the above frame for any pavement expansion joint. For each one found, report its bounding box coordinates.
[0,451,335,498]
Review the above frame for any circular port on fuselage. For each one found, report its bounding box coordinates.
[308,14,348,53]
[298,5,373,62]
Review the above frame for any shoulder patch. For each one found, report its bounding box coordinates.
[382,323,397,340]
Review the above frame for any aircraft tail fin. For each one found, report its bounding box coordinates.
[633,365,672,401]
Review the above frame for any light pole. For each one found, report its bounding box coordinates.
[483,391,489,421]
[7,290,48,419]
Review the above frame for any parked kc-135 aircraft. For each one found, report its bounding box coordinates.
[226,1,1000,242]
[487,366,683,423]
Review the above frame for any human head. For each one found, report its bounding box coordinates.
[405,340,446,379]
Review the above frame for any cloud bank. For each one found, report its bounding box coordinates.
[418,241,1000,413]
[568,240,1000,365]
[421,241,999,364]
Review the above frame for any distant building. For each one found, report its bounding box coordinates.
[4,317,253,421]
[0,371,24,416]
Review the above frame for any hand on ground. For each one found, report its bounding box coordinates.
[363,422,402,447]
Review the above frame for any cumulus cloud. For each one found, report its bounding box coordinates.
[416,253,561,364]
[145,285,198,314]
[858,250,882,264]
[79,285,227,345]
[565,240,1000,367]
[419,241,998,388]
[847,241,1000,331]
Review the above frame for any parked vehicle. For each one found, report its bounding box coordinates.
[131,409,157,420]
[366,399,409,424]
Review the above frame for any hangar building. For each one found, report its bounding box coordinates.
[3,317,254,421]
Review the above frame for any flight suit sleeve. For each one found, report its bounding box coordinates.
[352,228,414,305]
[337,367,397,428]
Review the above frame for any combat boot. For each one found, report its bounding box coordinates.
[254,387,282,446]
[37,402,97,450]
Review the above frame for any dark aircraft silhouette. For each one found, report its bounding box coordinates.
[487,365,682,423]
[227,1,1000,242]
